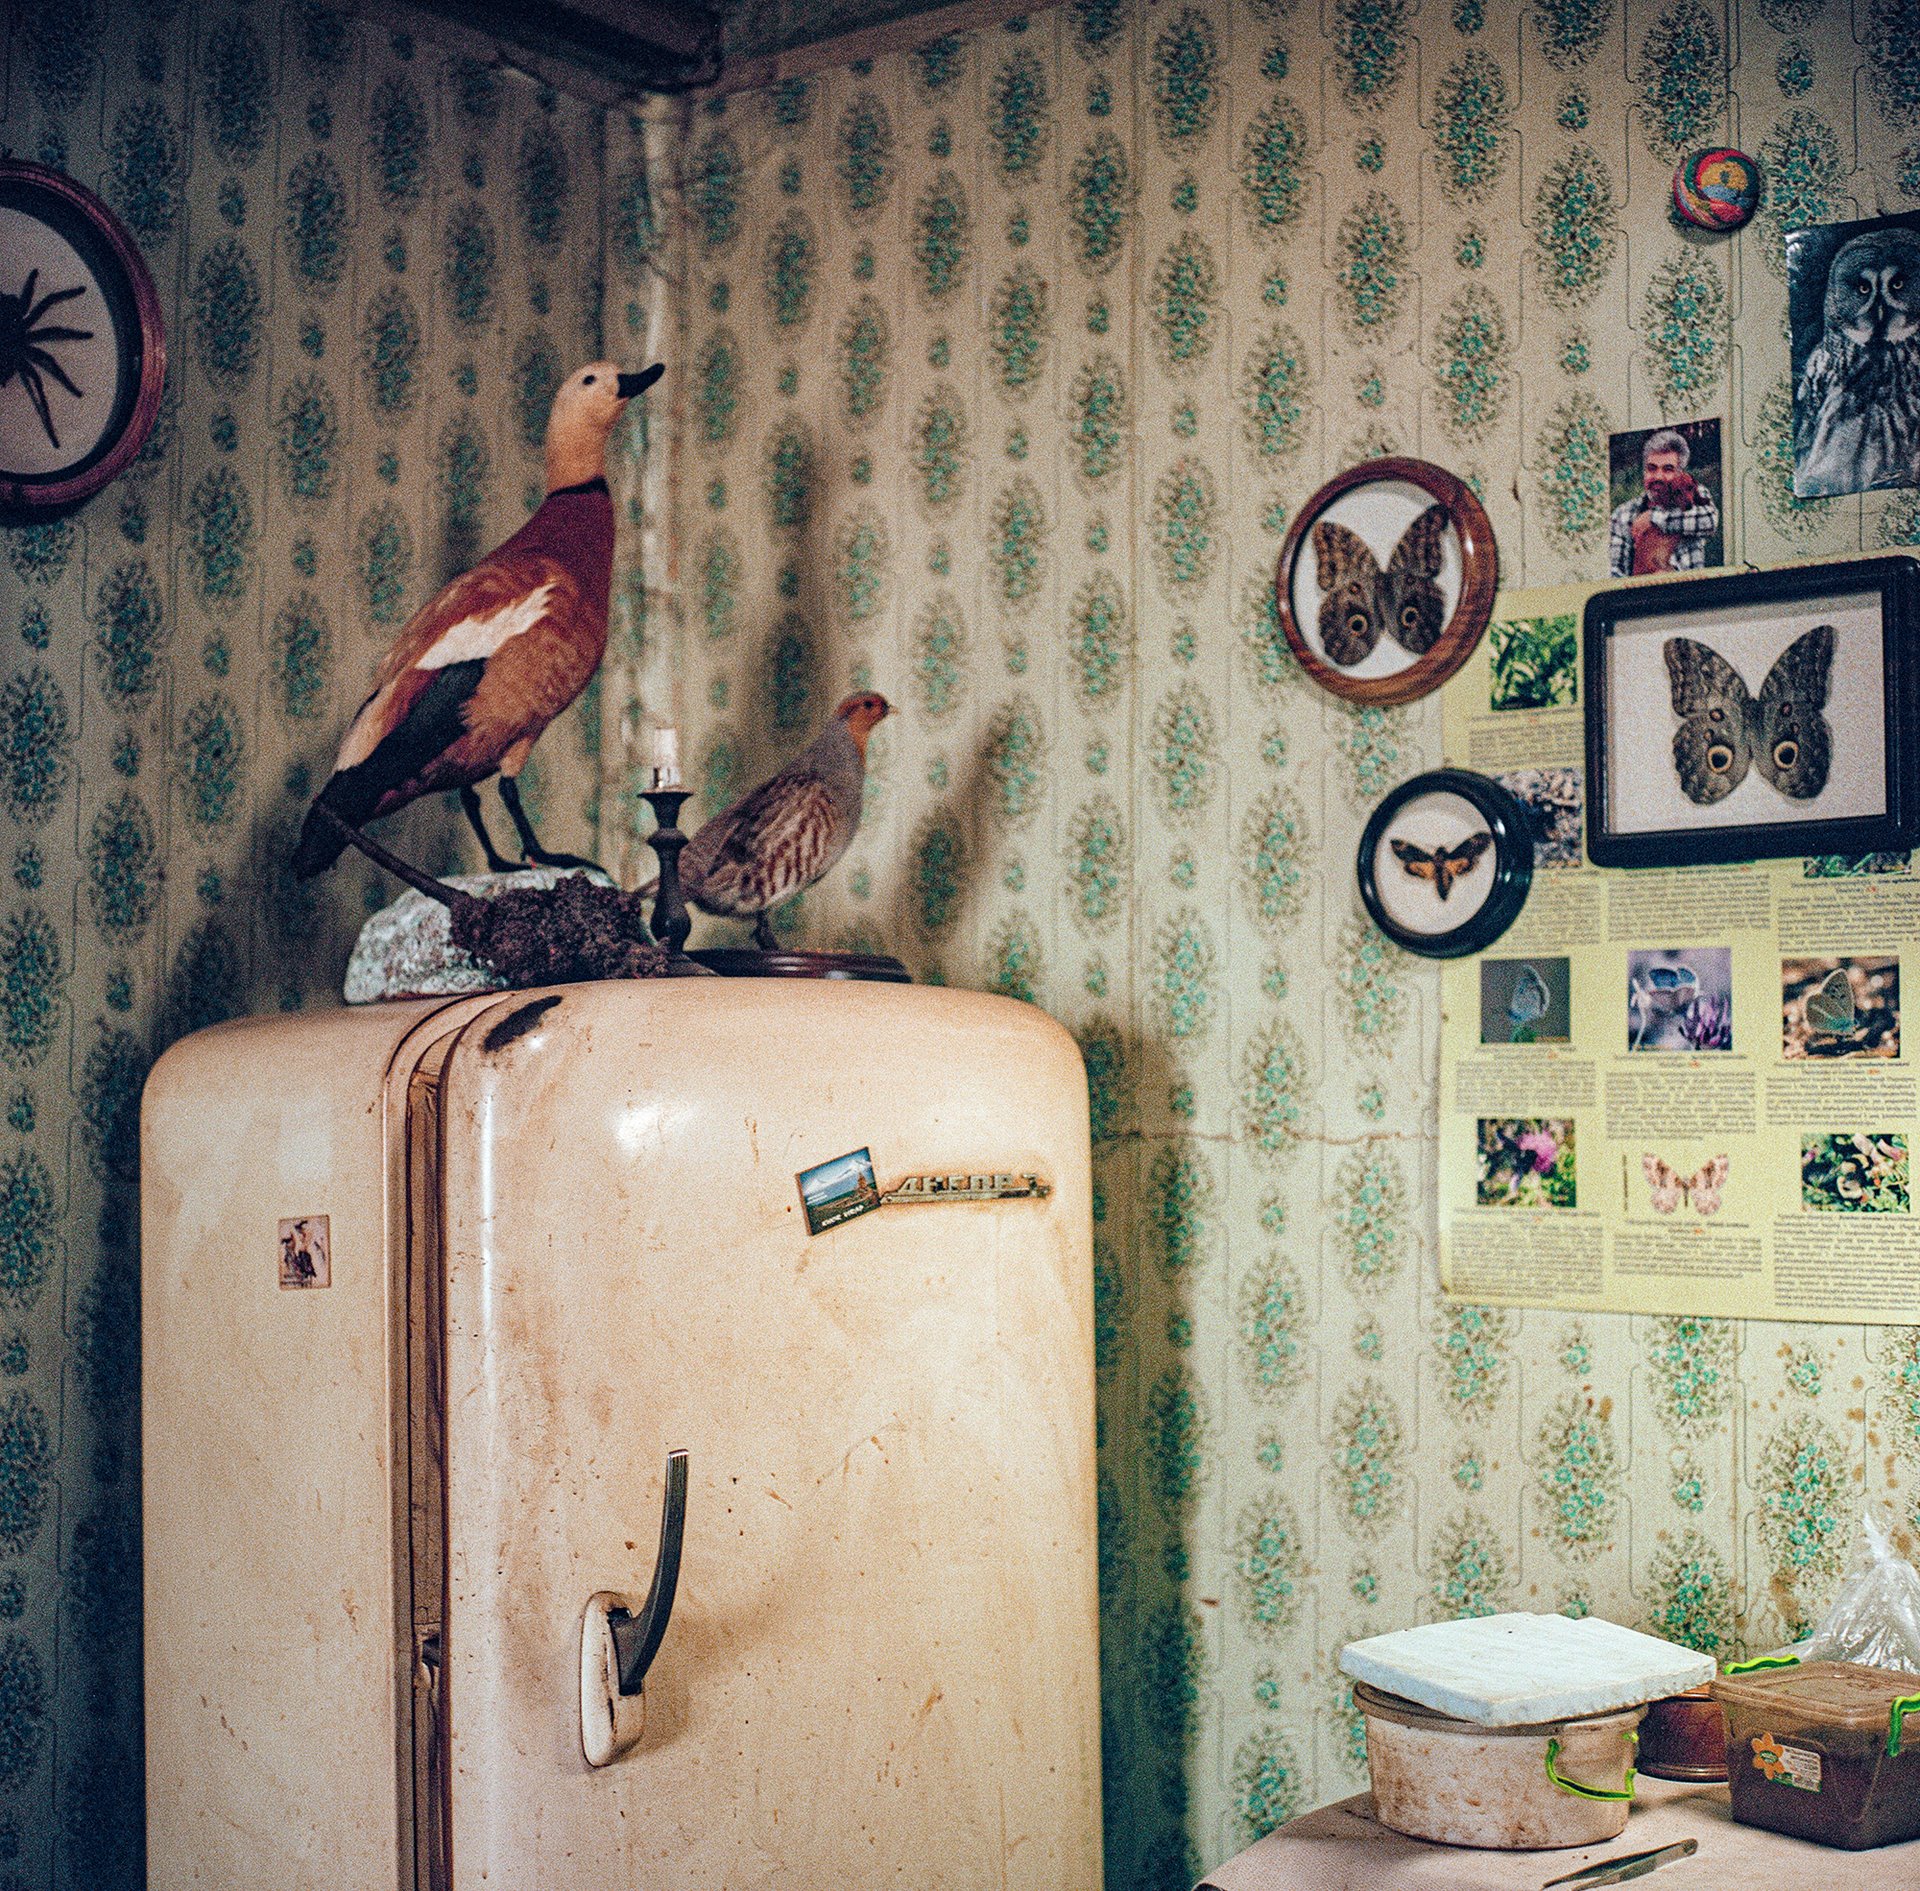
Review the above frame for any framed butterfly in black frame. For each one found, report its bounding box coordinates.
[1584,556,1920,869]
[1357,768,1535,958]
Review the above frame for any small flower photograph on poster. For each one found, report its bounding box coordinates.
[1488,613,1578,712]
[1475,1117,1577,1208]
[1801,1134,1910,1213]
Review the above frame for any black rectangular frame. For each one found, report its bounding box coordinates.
[1584,556,1920,869]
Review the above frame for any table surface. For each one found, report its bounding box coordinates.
[1198,1777,1920,1890]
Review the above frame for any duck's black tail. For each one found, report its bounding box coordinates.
[291,659,490,879]
[292,767,381,878]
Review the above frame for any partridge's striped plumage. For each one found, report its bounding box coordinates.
[292,359,662,880]
[680,693,890,948]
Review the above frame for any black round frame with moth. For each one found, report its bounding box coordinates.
[1275,456,1499,706]
[0,160,166,519]
[1357,768,1535,959]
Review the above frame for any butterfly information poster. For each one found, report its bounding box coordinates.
[1437,580,1920,1323]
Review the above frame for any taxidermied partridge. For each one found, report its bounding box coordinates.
[292,360,664,880]
[680,692,890,948]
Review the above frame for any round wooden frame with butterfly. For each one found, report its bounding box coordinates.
[1275,457,1499,705]
[1357,768,1534,958]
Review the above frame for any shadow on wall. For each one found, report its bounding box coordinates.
[1112,1022,1215,1886]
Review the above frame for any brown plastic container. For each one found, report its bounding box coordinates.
[1712,1660,1920,1849]
[1639,1682,1727,1780]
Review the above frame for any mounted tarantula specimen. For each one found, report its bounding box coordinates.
[0,269,93,450]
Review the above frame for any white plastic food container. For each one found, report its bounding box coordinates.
[1355,1681,1646,1849]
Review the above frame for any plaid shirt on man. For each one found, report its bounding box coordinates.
[1608,486,1720,577]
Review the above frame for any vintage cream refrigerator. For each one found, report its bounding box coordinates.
[141,978,1101,1888]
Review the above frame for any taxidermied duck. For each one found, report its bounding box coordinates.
[679,693,890,948]
[292,360,664,880]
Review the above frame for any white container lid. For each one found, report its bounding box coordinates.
[1340,1613,1717,1727]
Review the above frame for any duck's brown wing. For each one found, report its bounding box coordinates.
[684,773,842,917]
[332,553,577,775]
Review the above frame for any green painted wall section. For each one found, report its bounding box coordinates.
[663,3,1920,1883]
[0,3,615,1880]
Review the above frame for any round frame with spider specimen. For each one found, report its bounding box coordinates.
[0,161,165,518]
[1275,457,1498,705]
[1357,768,1534,958]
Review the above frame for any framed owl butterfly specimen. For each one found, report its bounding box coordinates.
[1275,457,1498,705]
[0,161,165,518]
[1585,557,1920,868]
[1357,768,1533,957]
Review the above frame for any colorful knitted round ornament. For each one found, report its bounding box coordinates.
[1672,148,1762,231]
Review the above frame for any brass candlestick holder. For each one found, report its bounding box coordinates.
[641,784,693,959]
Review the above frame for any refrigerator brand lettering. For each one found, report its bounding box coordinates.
[882,1173,1051,1203]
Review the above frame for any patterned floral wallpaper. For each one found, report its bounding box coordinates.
[0,4,624,1880]
[659,2,1920,1883]
[6,0,1920,1882]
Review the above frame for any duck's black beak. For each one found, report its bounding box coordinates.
[617,364,665,399]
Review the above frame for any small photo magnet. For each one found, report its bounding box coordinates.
[797,1148,881,1236]
[278,1215,331,1289]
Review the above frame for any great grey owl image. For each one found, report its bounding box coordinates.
[1791,218,1920,499]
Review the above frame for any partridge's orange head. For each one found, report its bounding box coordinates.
[836,692,892,746]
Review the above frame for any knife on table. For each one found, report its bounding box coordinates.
[1540,1838,1698,1890]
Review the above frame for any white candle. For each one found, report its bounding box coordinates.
[649,724,681,788]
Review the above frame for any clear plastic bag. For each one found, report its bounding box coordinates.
[1801,1509,1920,1675]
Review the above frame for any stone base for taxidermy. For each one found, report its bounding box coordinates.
[345,868,675,1001]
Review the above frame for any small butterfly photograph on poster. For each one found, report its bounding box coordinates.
[1627,947,1733,1052]
[1495,766,1584,869]
[1585,558,1920,868]
[1276,458,1498,706]
[1356,768,1534,958]
[1479,957,1572,1045]
[1641,1153,1730,1216]
[1476,1117,1577,1209]
[1781,955,1899,1060]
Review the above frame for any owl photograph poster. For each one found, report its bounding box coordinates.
[1788,210,1920,499]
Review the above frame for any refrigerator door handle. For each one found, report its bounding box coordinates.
[579,1449,688,1768]
[611,1449,688,1696]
